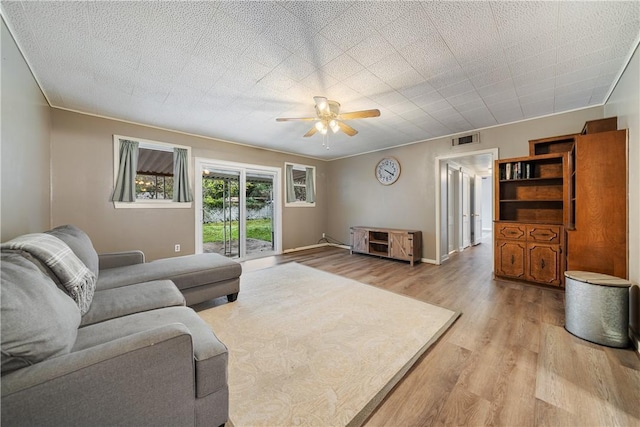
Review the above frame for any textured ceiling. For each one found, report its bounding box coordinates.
[2,1,639,160]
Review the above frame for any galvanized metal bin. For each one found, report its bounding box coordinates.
[564,271,631,348]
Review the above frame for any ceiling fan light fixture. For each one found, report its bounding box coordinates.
[329,119,339,133]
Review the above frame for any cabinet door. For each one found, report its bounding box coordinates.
[389,232,413,261]
[351,228,368,254]
[527,243,562,286]
[495,240,526,279]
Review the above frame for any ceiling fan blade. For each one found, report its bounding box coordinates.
[276,117,317,122]
[337,121,358,136]
[339,109,381,120]
[303,126,317,137]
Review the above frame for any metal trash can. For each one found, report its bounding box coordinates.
[564,271,631,348]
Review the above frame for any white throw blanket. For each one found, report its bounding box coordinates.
[1,233,96,314]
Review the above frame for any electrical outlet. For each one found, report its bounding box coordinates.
[322,233,326,238]
[174,244,181,252]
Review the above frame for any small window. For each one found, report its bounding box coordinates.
[112,135,192,209]
[285,163,316,207]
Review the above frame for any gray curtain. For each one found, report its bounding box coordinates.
[173,148,192,202]
[305,167,315,203]
[286,164,296,203]
[111,139,139,202]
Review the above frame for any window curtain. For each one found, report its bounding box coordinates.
[286,164,296,203]
[305,167,315,203]
[111,139,139,202]
[173,148,192,202]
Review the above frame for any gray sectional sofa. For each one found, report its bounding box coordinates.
[1,225,242,426]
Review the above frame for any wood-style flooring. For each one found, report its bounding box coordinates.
[238,239,640,426]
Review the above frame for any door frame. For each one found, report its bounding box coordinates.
[194,158,282,259]
[435,148,498,265]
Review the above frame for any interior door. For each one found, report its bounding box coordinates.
[471,175,483,246]
[462,173,471,249]
[447,167,455,254]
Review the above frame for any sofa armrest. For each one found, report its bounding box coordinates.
[98,250,145,270]
[2,324,197,426]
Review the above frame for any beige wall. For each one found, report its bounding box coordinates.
[605,44,639,346]
[326,107,604,260]
[1,20,51,241]
[50,109,327,260]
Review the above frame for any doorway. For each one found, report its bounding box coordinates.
[194,159,281,259]
[436,148,498,265]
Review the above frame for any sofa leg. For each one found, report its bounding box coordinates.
[227,293,238,302]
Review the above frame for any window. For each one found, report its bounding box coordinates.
[112,135,192,209]
[285,163,315,207]
[136,147,174,200]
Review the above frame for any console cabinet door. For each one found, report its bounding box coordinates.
[495,240,526,279]
[389,232,412,261]
[351,228,369,254]
[526,243,562,286]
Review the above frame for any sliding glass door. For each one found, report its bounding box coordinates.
[195,159,281,259]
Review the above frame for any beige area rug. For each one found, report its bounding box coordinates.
[198,262,460,427]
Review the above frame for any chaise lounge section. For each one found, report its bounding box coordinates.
[1,225,241,426]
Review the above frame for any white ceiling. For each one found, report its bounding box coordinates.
[2,1,639,160]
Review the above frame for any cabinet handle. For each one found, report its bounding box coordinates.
[511,255,515,264]
[541,259,545,269]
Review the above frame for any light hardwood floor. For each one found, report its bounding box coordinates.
[238,239,640,426]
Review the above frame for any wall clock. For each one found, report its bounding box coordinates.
[375,157,401,185]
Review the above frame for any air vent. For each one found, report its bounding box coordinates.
[452,133,480,147]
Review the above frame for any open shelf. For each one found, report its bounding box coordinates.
[495,152,569,226]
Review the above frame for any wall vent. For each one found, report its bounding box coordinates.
[452,133,480,148]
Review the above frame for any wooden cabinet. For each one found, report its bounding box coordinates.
[495,117,627,287]
[350,226,422,266]
[494,223,565,286]
[567,129,627,278]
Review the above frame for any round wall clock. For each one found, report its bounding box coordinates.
[375,157,401,185]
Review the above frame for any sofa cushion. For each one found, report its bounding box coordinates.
[73,306,227,398]
[47,225,99,277]
[1,252,81,374]
[2,233,96,315]
[97,253,242,292]
[80,280,185,327]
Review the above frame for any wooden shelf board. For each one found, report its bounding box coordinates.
[500,177,562,183]
[500,199,564,203]
[369,250,388,256]
[369,239,388,245]
[496,220,564,225]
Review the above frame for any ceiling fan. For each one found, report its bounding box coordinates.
[276,96,380,138]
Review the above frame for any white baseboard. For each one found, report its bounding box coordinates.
[282,243,350,254]
[421,258,438,265]
[282,243,330,253]
[331,244,351,250]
